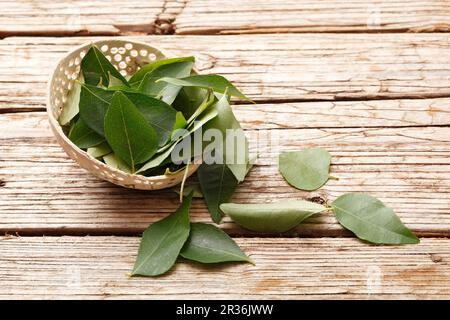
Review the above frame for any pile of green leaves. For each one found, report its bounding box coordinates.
[59,45,251,176]
[58,45,419,278]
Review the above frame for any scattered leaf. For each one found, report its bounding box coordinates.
[181,223,253,264]
[132,194,192,276]
[220,200,327,232]
[279,148,331,191]
[332,193,419,244]
[197,163,238,223]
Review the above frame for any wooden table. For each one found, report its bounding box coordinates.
[1,0,449,299]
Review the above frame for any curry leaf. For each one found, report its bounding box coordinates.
[103,153,131,173]
[173,86,208,119]
[129,56,195,87]
[68,117,104,149]
[81,45,128,87]
[173,111,188,131]
[123,92,177,146]
[186,89,216,125]
[220,200,327,233]
[331,193,419,245]
[175,184,204,198]
[104,91,158,172]
[157,75,251,101]
[279,148,331,191]
[131,194,193,276]
[203,92,249,182]
[180,223,253,264]
[138,61,194,104]
[197,163,238,224]
[59,74,83,125]
[79,83,114,136]
[87,141,112,158]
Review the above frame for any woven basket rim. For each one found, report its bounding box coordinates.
[46,38,200,185]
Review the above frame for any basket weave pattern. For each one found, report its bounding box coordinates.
[47,39,199,190]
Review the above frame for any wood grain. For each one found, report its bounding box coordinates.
[175,0,450,34]
[0,0,164,36]
[0,236,448,299]
[1,112,448,236]
[3,34,450,109]
[2,0,450,37]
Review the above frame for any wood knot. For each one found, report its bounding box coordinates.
[307,196,326,205]
[430,254,443,263]
[0,180,5,187]
[154,19,175,35]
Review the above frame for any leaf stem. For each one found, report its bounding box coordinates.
[328,175,339,181]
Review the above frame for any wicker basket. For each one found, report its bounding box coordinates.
[47,39,199,190]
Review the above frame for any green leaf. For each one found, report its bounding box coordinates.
[157,75,251,101]
[104,91,158,172]
[59,74,83,125]
[136,107,218,174]
[107,71,125,88]
[129,57,195,87]
[138,61,194,104]
[279,148,331,191]
[186,89,216,125]
[135,142,178,173]
[203,92,249,182]
[79,83,115,136]
[180,223,253,264]
[123,92,177,146]
[129,56,195,87]
[197,163,238,224]
[331,193,419,245]
[79,84,176,146]
[81,45,128,87]
[173,111,188,131]
[103,153,131,173]
[132,194,193,276]
[87,141,112,158]
[175,184,203,198]
[172,86,208,119]
[220,200,327,233]
[69,117,104,149]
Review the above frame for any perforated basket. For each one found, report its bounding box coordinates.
[47,39,199,190]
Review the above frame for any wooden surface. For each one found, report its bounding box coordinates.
[2,0,450,36]
[1,236,449,299]
[0,0,449,299]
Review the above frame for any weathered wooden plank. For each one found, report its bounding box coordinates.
[2,0,450,37]
[1,112,448,236]
[0,0,165,36]
[175,0,450,34]
[0,236,448,299]
[3,34,450,108]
